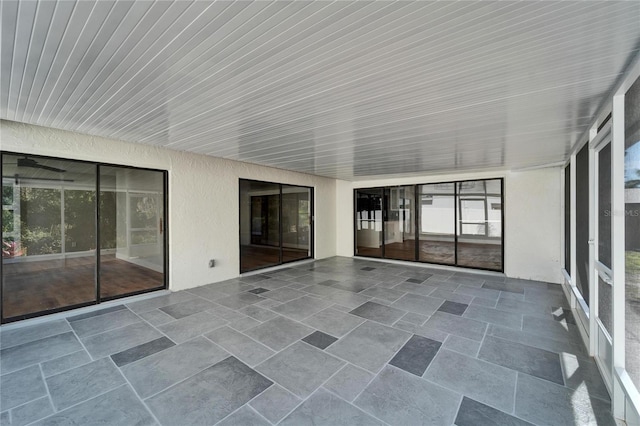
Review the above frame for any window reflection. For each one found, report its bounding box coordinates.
[624,75,640,389]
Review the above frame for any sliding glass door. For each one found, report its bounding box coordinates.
[355,178,503,272]
[383,186,416,261]
[1,156,97,320]
[239,179,313,273]
[457,179,503,270]
[418,183,455,265]
[99,166,166,300]
[1,153,167,323]
[282,185,311,263]
[355,188,383,258]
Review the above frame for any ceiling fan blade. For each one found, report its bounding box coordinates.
[35,164,67,173]
[16,157,66,173]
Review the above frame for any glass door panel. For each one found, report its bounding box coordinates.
[1,154,97,321]
[383,186,416,261]
[575,143,590,306]
[624,76,640,391]
[596,142,613,334]
[99,166,166,299]
[240,180,281,272]
[456,179,503,271]
[355,189,383,257]
[282,185,311,263]
[418,183,455,265]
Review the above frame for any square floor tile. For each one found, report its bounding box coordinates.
[239,305,278,322]
[122,336,229,398]
[0,319,70,349]
[421,311,487,341]
[146,357,273,426]
[326,321,410,373]
[463,305,522,330]
[303,308,365,337]
[81,322,162,358]
[8,396,53,426]
[323,364,374,402]
[271,295,332,321]
[478,336,564,385]
[217,406,270,426]
[389,334,441,376]
[158,310,227,344]
[205,326,274,367]
[249,384,301,423]
[0,365,47,411]
[245,316,313,351]
[455,397,533,426]
[248,288,270,295]
[126,292,197,314]
[41,351,92,377]
[256,341,344,398]
[158,298,215,319]
[359,287,406,303]
[216,293,266,310]
[262,288,306,303]
[302,331,338,350]
[391,293,445,316]
[349,301,405,325]
[31,385,155,426]
[515,373,615,426]
[1,332,82,374]
[281,388,384,426]
[47,358,125,411]
[228,316,261,332]
[437,300,468,316]
[355,365,460,425]
[424,349,517,413]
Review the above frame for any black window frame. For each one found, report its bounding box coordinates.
[239,178,314,274]
[0,151,169,323]
[354,177,504,273]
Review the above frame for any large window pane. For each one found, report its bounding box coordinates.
[419,183,455,265]
[240,180,281,272]
[383,186,416,261]
[576,143,590,305]
[597,143,612,334]
[282,185,311,263]
[625,75,640,389]
[2,155,96,320]
[355,188,383,257]
[99,167,165,299]
[456,179,503,271]
[240,180,312,272]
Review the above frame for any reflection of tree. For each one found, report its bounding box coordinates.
[5,187,119,256]
[627,169,640,188]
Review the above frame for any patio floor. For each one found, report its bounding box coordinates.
[0,257,614,425]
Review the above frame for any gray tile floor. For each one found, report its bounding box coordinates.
[0,257,614,425]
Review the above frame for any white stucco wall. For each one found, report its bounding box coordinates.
[336,168,564,283]
[0,120,337,291]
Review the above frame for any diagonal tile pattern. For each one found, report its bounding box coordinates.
[0,257,615,425]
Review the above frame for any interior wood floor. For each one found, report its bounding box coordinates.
[2,254,163,320]
[240,245,310,272]
[357,239,502,271]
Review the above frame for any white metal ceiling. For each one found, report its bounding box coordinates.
[1,1,639,181]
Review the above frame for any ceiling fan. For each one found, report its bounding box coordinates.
[9,156,66,173]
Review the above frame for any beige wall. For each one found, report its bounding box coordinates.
[1,120,337,291]
[336,168,564,284]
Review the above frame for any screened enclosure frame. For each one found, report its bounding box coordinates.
[353,178,504,273]
[0,151,168,323]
